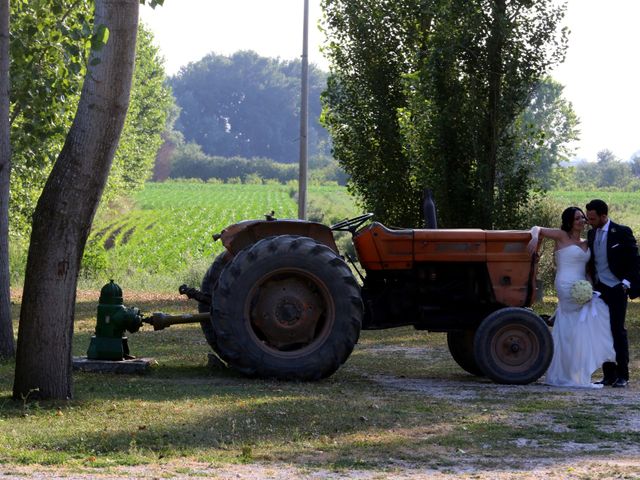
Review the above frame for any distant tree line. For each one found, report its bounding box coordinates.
[553,150,640,191]
[169,51,331,163]
[168,142,347,185]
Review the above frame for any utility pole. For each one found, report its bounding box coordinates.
[297,0,309,220]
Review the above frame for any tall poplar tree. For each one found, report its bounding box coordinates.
[321,0,424,227]
[322,0,569,228]
[403,0,568,228]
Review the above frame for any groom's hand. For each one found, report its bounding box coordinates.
[620,282,630,296]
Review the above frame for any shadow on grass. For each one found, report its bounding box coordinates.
[0,376,595,470]
[2,376,635,473]
[1,298,640,470]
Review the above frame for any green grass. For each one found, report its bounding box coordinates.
[4,184,640,475]
[1,296,640,474]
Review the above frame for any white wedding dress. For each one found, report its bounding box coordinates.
[545,245,616,388]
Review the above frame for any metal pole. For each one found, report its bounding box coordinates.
[298,0,309,220]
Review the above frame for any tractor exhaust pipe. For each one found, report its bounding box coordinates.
[423,188,438,229]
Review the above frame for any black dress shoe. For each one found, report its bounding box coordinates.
[595,378,616,386]
[612,378,629,388]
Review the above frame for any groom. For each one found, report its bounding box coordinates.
[586,199,640,388]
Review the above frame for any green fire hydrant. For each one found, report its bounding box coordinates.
[87,280,143,361]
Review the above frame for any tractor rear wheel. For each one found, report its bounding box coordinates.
[212,235,362,380]
[447,330,484,376]
[198,251,232,354]
[474,308,553,385]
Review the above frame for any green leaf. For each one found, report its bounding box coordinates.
[91,24,110,51]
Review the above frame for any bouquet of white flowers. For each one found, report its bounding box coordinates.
[570,280,593,305]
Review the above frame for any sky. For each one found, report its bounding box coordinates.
[140,0,640,163]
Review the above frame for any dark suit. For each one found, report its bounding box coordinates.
[587,221,640,381]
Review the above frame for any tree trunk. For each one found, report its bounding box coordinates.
[13,0,139,400]
[0,0,14,360]
[483,0,506,229]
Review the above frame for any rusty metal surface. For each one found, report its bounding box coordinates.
[242,268,335,353]
[489,323,540,373]
[353,222,538,307]
[249,274,324,349]
[217,219,338,255]
[145,312,210,331]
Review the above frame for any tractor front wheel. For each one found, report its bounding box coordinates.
[212,235,362,380]
[474,308,553,385]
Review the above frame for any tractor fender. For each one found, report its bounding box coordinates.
[216,219,339,255]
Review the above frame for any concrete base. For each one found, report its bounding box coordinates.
[72,356,157,374]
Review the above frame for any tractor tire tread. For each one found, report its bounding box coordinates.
[212,235,362,380]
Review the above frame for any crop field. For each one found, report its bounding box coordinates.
[84,182,358,290]
[93,183,296,273]
[82,184,640,292]
[548,190,640,231]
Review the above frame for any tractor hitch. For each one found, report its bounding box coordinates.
[142,284,212,330]
[143,312,210,331]
[179,284,211,306]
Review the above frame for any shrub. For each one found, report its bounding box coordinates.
[243,173,263,185]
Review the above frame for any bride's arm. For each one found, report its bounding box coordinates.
[527,226,564,254]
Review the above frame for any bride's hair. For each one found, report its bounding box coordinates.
[560,206,586,233]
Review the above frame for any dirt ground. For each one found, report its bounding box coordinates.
[3,375,639,479]
[2,455,639,479]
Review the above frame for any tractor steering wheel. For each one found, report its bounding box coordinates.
[330,213,374,233]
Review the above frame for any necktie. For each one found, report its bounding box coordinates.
[596,228,605,249]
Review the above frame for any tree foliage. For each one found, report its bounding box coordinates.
[170,143,298,183]
[631,154,640,177]
[554,150,639,191]
[0,0,11,359]
[322,0,570,228]
[320,0,423,226]
[8,3,170,236]
[105,23,172,200]
[9,0,92,236]
[170,51,330,163]
[168,142,347,185]
[512,77,579,190]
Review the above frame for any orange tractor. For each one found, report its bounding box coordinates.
[183,209,551,385]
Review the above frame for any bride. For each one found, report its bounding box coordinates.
[529,207,615,388]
